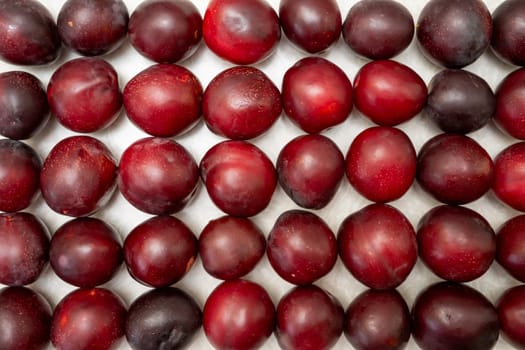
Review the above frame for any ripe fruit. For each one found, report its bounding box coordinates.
[495,68,525,139]
[496,215,525,283]
[497,285,525,349]
[491,0,525,66]
[493,142,525,211]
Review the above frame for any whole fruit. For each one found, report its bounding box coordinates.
[497,285,525,349]
[491,0,525,66]
[495,68,525,139]
[493,142,525,211]
[496,215,525,282]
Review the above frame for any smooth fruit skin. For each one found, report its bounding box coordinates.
[203,0,280,64]
[0,71,49,140]
[51,288,127,350]
[497,285,525,349]
[344,289,411,350]
[276,285,344,350]
[279,0,341,54]
[57,0,129,56]
[277,134,344,209]
[343,0,414,60]
[0,286,52,350]
[495,68,525,139]
[493,142,525,211]
[346,127,416,203]
[0,0,61,65]
[123,64,202,137]
[203,279,275,350]
[203,66,281,140]
[496,215,525,282]
[282,57,353,134]
[128,0,202,63]
[126,287,201,350]
[412,282,499,350]
[338,204,417,289]
[491,0,525,66]
[353,60,426,126]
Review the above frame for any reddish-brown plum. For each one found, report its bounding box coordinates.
[276,285,344,350]
[199,216,266,280]
[118,137,199,215]
[354,60,426,126]
[0,0,61,65]
[496,215,525,282]
[277,134,344,209]
[203,0,280,64]
[125,287,201,350]
[203,279,275,350]
[200,140,276,217]
[40,136,117,217]
[0,286,52,350]
[0,71,49,140]
[417,205,496,282]
[0,140,41,212]
[343,0,414,60]
[124,215,197,288]
[203,66,281,140]
[346,127,416,203]
[412,282,499,350]
[338,204,417,289]
[123,64,202,137]
[51,288,126,350]
[493,142,525,211]
[497,285,525,349]
[491,0,525,66]
[417,134,494,204]
[0,213,49,286]
[495,68,525,139]
[47,58,122,133]
[128,0,202,63]
[344,289,411,350]
[282,57,353,134]
[57,0,129,56]
[279,0,341,53]
[49,217,122,288]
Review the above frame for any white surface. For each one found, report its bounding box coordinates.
[0,0,521,349]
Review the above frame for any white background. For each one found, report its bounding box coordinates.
[0,0,521,349]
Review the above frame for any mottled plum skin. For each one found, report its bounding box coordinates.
[412,282,499,350]
[496,215,525,282]
[126,287,201,350]
[203,0,280,64]
[0,0,61,65]
[0,286,52,350]
[493,142,525,211]
[416,0,492,68]
[498,285,525,349]
[491,0,525,66]
[495,68,525,139]
[279,0,341,53]
[129,0,201,63]
[277,134,344,209]
[0,71,49,140]
[343,0,414,60]
[58,0,129,56]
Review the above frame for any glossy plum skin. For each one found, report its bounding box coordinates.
[0,140,41,213]
[0,0,61,65]
[267,210,337,285]
[416,0,492,68]
[493,142,525,211]
[203,0,280,64]
[203,66,281,140]
[47,58,122,133]
[338,204,417,289]
[51,288,127,350]
[417,205,496,282]
[346,127,416,203]
[203,279,275,350]
[126,287,201,350]
[277,134,344,209]
[344,289,411,350]
[200,140,277,217]
[129,0,202,63]
[118,137,199,215]
[497,285,525,349]
[495,68,525,139]
[354,60,426,126]
[0,286,52,350]
[0,71,49,140]
[343,0,414,60]
[282,57,353,134]
[496,215,525,282]
[57,0,129,56]
[425,69,495,134]
[199,216,266,280]
[124,215,197,288]
[49,217,122,288]
[279,0,341,53]
[412,282,499,350]
[123,64,202,137]
[276,285,344,350]
[491,0,525,66]
[40,136,117,217]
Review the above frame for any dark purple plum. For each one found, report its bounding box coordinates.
[491,0,525,66]
[495,68,525,139]
[496,215,525,282]
[497,285,525,349]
